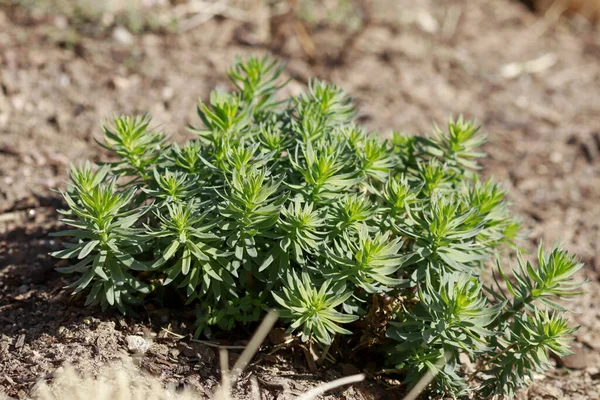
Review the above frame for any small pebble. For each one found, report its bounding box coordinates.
[113,26,134,46]
[126,335,150,354]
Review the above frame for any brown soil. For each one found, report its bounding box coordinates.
[1,0,600,398]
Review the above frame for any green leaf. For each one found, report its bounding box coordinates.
[79,240,100,259]
[56,255,94,273]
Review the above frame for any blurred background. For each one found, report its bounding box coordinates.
[1,0,600,397]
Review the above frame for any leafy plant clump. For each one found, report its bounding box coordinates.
[51,55,585,398]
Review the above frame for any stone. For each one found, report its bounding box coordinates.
[126,335,150,354]
[112,26,134,46]
[557,343,590,370]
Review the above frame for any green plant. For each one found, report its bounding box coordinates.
[52,55,585,398]
[273,272,358,345]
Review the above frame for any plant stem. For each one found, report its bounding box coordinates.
[468,296,533,382]
[467,342,517,382]
[490,294,533,329]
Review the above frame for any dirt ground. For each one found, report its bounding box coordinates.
[1,0,600,398]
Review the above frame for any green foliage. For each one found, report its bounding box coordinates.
[273,272,358,345]
[52,55,585,399]
[51,164,151,313]
[480,311,576,397]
